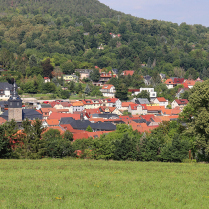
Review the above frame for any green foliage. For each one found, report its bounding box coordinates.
[43,129,73,158]
[136,90,150,101]
[90,69,100,82]
[14,119,46,159]
[86,125,93,132]
[115,82,128,100]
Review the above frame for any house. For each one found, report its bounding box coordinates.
[63,75,78,82]
[0,82,13,100]
[44,77,50,83]
[146,106,165,115]
[171,99,188,109]
[176,88,190,99]
[165,79,175,89]
[160,73,166,80]
[91,99,102,108]
[75,69,93,80]
[128,104,147,115]
[106,98,122,109]
[100,84,116,98]
[121,70,134,76]
[82,99,94,109]
[153,97,168,108]
[173,78,185,85]
[121,102,135,111]
[71,101,84,112]
[183,80,196,89]
[143,75,152,85]
[99,72,112,84]
[99,106,123,115]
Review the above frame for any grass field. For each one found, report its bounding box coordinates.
[0,159,208,208]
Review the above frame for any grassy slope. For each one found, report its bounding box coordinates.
[0,159,208,208]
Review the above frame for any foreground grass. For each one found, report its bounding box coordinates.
[0,159,208,208]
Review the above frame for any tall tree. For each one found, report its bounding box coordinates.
[41,58,54,78]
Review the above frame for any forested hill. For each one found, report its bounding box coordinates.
[1,0,209,80]
[0,0,124,19]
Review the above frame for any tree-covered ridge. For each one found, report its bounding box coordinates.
[1,0,209,79]
[0,0,123,19]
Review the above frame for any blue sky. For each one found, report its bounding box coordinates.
[99,0,209,27]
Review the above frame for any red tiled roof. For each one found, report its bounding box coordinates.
[48,113,81,120]
[129,104,139,110]
[73,133,89,140]
[122,102,135,107]
[82,100,93,105]
[165,79,174,85]
[46,119,59,126]
[175,99,189,105]
[174,78,184,84]
[123,70,134,76]
[0,117,6,125]
[156,97,167,102]
[106,98,118,103]
[141,115,155,121]
[102,84,114,90]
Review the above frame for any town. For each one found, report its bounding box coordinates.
[0,68,201,141]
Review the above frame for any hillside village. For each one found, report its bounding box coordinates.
[0,69,202,141]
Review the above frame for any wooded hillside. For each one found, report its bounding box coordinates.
[1,0,209,79]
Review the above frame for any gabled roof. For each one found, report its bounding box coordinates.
[184,80,196,86]
[122,102,135,107]
[72,102,84,107]
[61,102,72,107]
[129,104,139,110]
[165,79,174,85]
[156,97,167,102]
[135,98,150,104]
[83,108,101,115]
[48,113,81,120]
[102,84,114,90]
[174,78,184,84]
[106,98,118,103]
[46,119,59,126]
[122,70,134,76]
[82,100,93,105]
[174,99,189,105]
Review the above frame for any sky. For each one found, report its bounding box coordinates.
[99,0,209,27]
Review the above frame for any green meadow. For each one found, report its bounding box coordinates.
[0,159,208,208]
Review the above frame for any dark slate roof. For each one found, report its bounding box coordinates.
[60,117,75,125]
[60,117,116,131]
[0,101,8,107]
[0,82,13,90]
[92,114,119,119]
[112,69,118,74]
[144,75,152,81]
[135,98,150,104]
[41,104,52,108]
[1,109,42,121]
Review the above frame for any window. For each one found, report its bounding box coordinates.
[17,102,19,106]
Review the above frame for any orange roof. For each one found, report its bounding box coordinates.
[0,117,6,125]
[158,116,170,121]
[123,70,134,76]
[165,79,174,85]
[147,106,165,111]
[46,119,59,126]
[152,116,162,123]
[184,80,196,86]
[48,113,81,120]
[72,102,84,106]
[36,110,42,114]
[56,109,69,113]
[73,133,89,140]
[41,108,57,113]
[102,84,114,90]
[122,102,135,107]
[82,100,93,105]
[156,97,167,102]
[163,109,172,115]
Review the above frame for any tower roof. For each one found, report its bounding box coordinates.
[8,81,22,102]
